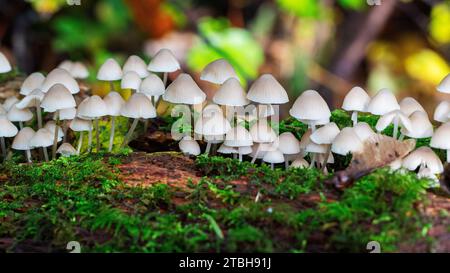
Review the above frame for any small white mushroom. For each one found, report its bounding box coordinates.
[430,122,450,163]
[402,146,443,175]
[262,149,284,170]
[247,74,289,105]
[77,95,108,152]
[249,120,277,163]
[342,86,370,126]
[147,48,180,86]
[434,101,450,123]
[57,142,78,157]
[70,118,93,154]
[179,136,200,156]
[70,62,89,80]
[290,158,310,169]
[353,122,376,141]
[399,111,433,139]
[29,128,53,161]
[123,55,149,79]
[278,132,301,169]
[7,104,33,129]
[194,111,231,154]
[331,127,363,156]
[97,58,123,91]
[310,122,340,171]
[289,90,331,131]
[0,116,18,160]
[437,73,450,94]
[399,97,426,117]
[366,88,399,116]
[375,110,412,139]
[0,52,12,73]
[200,58,239,85]
[41,68,80,94]
[224,125,253,161]
[20,72,45,96]
[3,96,19,112]
[121,71,142,93]
[16,89,45,128]
[103,92,125,152]
[139,73,165,105]
[12,127,35,163]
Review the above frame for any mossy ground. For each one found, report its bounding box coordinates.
[0,110,448,253]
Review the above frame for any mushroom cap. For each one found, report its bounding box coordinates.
[120,92,156,119]
[0,104,6,115]
[0,52,12,73]
[299,129,312,150]
[249,120,277,143]
[434,100,450,123]
[41,68,79,94]
[399,97,426,117]
[20,72,45,96]
[163,73,206,105]
[44,121,64,141]
[217,144,237,154]
[97,58,123,81]
[57,143,78,157]
[16,89,45,109]
[278,132,301,155]
[3,96,19,111]
[437,73,450,94]
[238,146,252,155]
[247,74,289,104]
[139,73,165,96]
[200,58,239,84]
[430,122,450,149]
[178,136,200,156]
[400,111,433,139]
[289,90,331,122]
[204,134,225,143]
[224,125,253,147]
[12,127,35,150]
[0,116,18,137]
[375,110,413,132]
[55,107,76,121]
[342,86,370,112]
[417,167,439,181]
[262,149,285,164]
[202,104,223,118]
[331,127,363,155]
[366,88,399,115]
[402,146,443,174]
[71,62,89,79]
[58,60,73,72]
[305,141,328,154]
[213,78,249,106]
[123,55,149,78]
[103,91,125,116]
[194,112,231,136]
[147,48,180,73]
[7,104,33,122]
[290,158,310,168]
[41,84,76,112]
[121,71,142,90]
[70,118,92,132]
[29,128,53,148]
[77,95,108,119]
[353,122,376,141]
[310,122,340,145]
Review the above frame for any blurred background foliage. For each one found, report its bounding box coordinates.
[0,0,449,116]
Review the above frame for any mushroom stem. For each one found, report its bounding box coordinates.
[321,146,332,173]
[52,110,59,160]
[95,118,100,152]
[108,116,115,152]
[19,121,23,130]
[309,153,316,168]
[143,119,149,134]
[190,105,195,138]
[271,163,274,170]
[251,145,261,164]
[351,111,358,126]
[42,147,49,162]
[121,118,139,148]
[25,149,32,163]
[36,106,42,129]
[88,129,93,152]
[398,134,405,141]
[0,137,6,160]
[447,149,450,163]
[284,155,289,169]
[310,123,316,132]
[393,115,399,139]
[163,72,168,87]
[77,131,83,154]
[239,153,243,162]
[205,142,212,155]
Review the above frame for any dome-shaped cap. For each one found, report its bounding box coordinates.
[3,96,19,111]
[103,91,125,116]
[55,107,76,121]
[41,68,79,94]
[12,127,35,150]
[20,72,45,96]
[29,128,53,148]
[120,93,156,119]
[247,74,289,104]
[342,86,370,112]
[278,132,300,155]
[402,146,443,174]
[224,125,253,147]
[40,84,76,112]
[163,73,206,105]
[179,136,200,156]
[7,104,33,122]
[70,118,92,132]
[437,73,450,94]
[289,90,331,121]
[121,71,142,90]
[16,89,45,109]
[249,120,277,143]
[263,149,285,164]
[97,58,123,81]
[139,73,165,96]
[0,116,18,137]
[400,111,433,139]
[310,122,340,145]
[399,97,426,117]
[200,58,239,85]
[77,95,108,119]
[58,60,73,72]
[366,88,399,115]
[123,55,149,78]
[430,122,450,150]
[290,158,309,168]
[353,122,376,141]
[213,78,249,106]
[0,52,12,73]
[202,104,223,118]
[434,101,450,123]
[44,121,64,141]
[331,127,363,155]
[238,146,252,155]
[194,113,231,136]
[71,62,89,79]
[218,144,237,154]
[147,48,180,73]
[57,143,78,157]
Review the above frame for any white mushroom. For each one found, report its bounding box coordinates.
[123,55,149,78]
[278,132,301,168]
[194,111,231,154]
[70,62,89,80]
[353,122,376,141]
[29,128,53,161]
[342,86,370,126]
[366,88,399,116]
[262,149,284,170]
[41,68,80,94]
[402,146,443,175]
[103,92,125,152]
[399,97,426,117]
[97,58,123,91]
[310,122,340,171]
[16,89,45,128]
[121,71,142,93]
[224,125,253,161]
[437,73,450,94]
[147,48,180,86]
[290,158,310,169]
[77,95,108,152]
[375,110,412,139]
[70,118,93,154]
[179,136,201,156]
[20,72,45,96]
[200,58,239,85]
[249,119,277,163]
[434,101,450,123]
[12,127,35,162]
[399,111,433,140]
[7,104,33,129]
[331,127,363,156]
[139,73,165,105]
[0,116,18,160]
[57,142,78,157]
[289,90,331,131]
[430,122,450,163]
[0,52,12,73]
